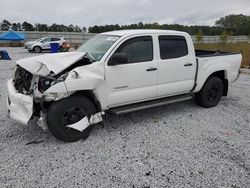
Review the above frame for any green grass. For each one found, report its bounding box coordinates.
[195,42,250,67]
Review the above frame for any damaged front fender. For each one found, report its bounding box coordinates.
[64,64,104,92]
[43,81,69,100]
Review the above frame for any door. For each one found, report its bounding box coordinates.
[51,37,61,45]
[157,35,196,97]
[106,36,158,107]
[41,37,52,49]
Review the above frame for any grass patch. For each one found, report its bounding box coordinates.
[195,43,250,67]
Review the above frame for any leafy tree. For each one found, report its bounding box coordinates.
[0,19,11,30]
[196,29,203,43]
[74,25,81,32]
[82,26,87,33]
[22,21,34,31]
[220,30,229,42]
[215,14,250,35]
[34,23,49,31]
[49,23,59,32]
[138,22,144,27]
[17,23,22,31]
[68,24,75,32]
[89,25,101,33]
[11,22,21,31]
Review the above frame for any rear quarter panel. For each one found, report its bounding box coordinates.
[194,54,242,92]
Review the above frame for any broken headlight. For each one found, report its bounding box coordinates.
[38,77,54,93]
[13,66,33,94]
[37,72,70,93]
[37,70,78,94]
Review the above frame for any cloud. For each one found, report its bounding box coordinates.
[0,0,250,27]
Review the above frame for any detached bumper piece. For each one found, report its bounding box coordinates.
[66,112,103,132]
[7,79,33,125]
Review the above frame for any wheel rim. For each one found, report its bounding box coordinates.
[62,107,86,128]
[34,47,40,53]
[206,85,220,102]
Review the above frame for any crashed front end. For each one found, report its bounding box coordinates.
[6,51,101,129]
[7,65,69,126]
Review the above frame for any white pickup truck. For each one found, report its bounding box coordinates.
[7,30,242,142]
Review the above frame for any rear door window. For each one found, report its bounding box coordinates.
[159,36,188,59]
[51,38,61,41]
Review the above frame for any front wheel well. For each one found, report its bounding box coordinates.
[209,70,228,96]
[33,45,41,50]
[33,46,42,53]
[71,90,102,111]
[33,90,102,117]
[33,90,101,117]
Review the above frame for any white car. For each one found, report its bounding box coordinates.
[7,30,242,142]
[27,37,66,53]
[24,37,45,49]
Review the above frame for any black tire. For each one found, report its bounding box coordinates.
[195,76,223,108]
[47,96,96,142]
[33,46,42,53]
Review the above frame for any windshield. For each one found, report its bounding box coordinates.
[78,35,120,61]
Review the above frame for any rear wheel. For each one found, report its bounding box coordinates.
[33,46,42,53]
[195,76,223,108]
[47,96,96,142]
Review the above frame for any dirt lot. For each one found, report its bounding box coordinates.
[0,48,250,188]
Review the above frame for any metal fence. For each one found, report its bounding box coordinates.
[0,31,249,44]
[0,31,96,44]
[23,31,96,44]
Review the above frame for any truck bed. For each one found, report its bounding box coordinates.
[195,49,239,58]
[194,50,242,94]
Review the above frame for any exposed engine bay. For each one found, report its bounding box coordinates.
[13,56,93,97]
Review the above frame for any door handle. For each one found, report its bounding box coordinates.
[146,67,157,72]
[184,63,193,67]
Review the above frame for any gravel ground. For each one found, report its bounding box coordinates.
[0,48,250,188]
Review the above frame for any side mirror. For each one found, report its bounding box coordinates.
[108,53,128,66]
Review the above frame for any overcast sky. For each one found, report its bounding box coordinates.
[1,0,250,27]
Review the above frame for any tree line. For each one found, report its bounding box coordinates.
[1,14,250,36]
[89,14,250,36]
[89,23,223,35]
[0,20,87,33]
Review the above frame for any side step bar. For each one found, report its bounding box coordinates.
[109,94,193,115]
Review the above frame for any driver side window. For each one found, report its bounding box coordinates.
[115,36,153,64]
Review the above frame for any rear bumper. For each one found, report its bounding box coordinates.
[7,79,33,125]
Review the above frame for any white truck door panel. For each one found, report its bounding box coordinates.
[41,38,52,49]
[106,62,158,106]
[157,35,196,97]
[106,36,158,107]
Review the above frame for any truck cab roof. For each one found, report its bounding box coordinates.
[100,29,187,37]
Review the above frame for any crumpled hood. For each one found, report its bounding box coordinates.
[16,51,87,76]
